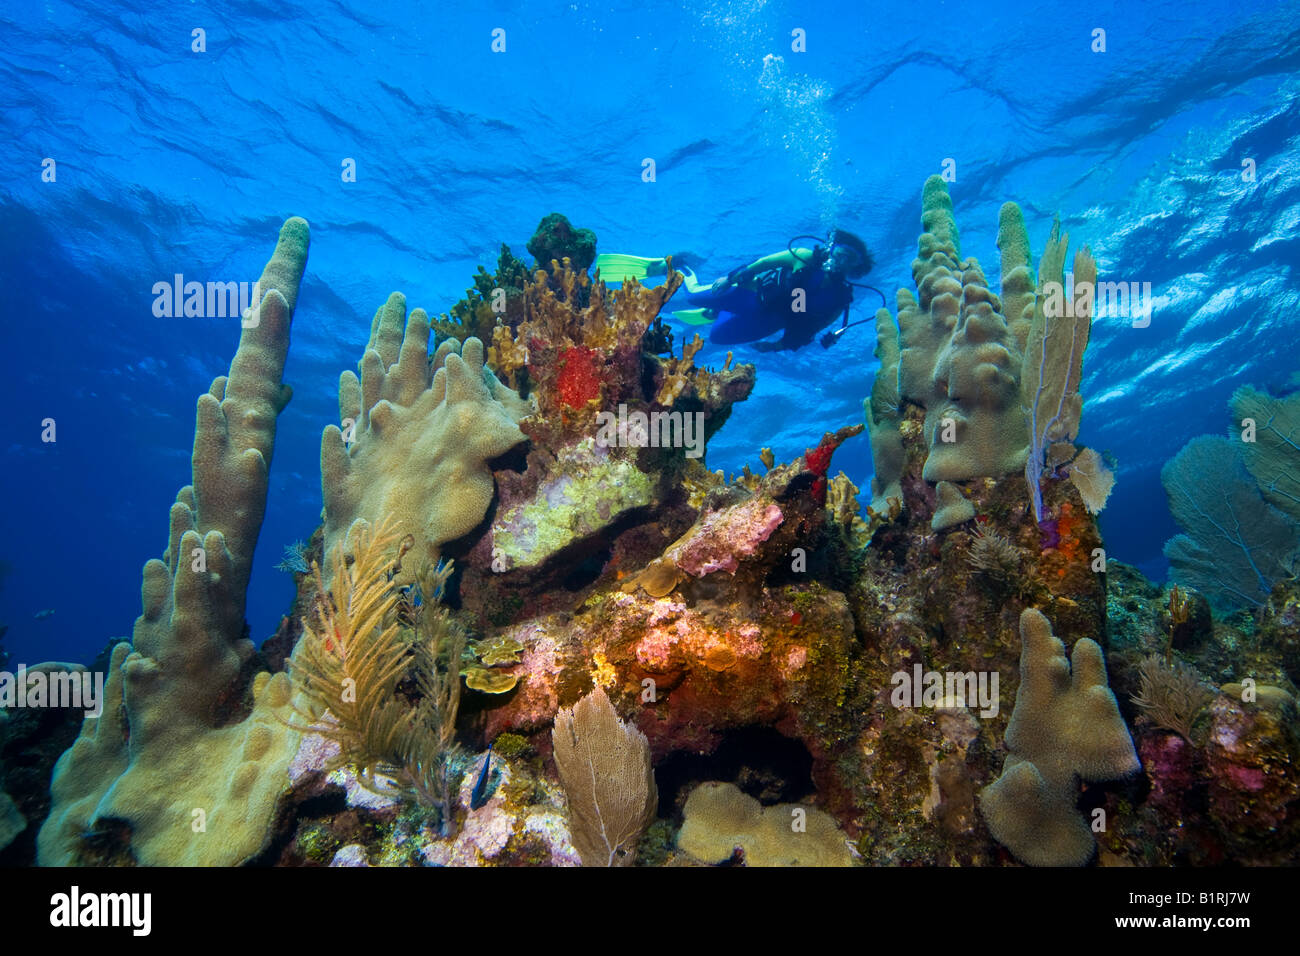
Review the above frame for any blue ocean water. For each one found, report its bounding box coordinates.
[1,0,1297,667]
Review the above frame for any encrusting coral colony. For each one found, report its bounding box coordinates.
[11,182,1298,869]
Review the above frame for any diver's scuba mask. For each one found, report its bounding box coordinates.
[825,239,859,275]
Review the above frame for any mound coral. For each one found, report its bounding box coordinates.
[677,781,853,867]
[39,218,311,866]
[979,609,1139,866]
[931,480,975,531]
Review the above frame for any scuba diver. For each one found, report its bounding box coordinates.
[594,229,882,351]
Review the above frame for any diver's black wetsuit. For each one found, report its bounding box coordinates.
[683,258,854,350]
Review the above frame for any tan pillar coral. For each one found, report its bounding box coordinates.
[865,306,904,515]
[997,201,1037,345]
[320,292,531,582]
[896,177,962,420]
[979,609,1139,866]
[39,218,311,866]
[931,480,975,531]
[879,176,1033,484]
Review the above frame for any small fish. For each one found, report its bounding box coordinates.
[470,743,494,810]
[34,609,55,620]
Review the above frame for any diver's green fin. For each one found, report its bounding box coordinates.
[671,308,716,326]
[593,254,667,282]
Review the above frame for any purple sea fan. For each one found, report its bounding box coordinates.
[1021,223,1096,523]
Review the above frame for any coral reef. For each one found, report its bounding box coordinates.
[1203,696,1300,862]
[282,732,579,867]
[39,218,311,866]
[34,191,1297,872]
[1096,563,1300,865]
[979,609,1139,867]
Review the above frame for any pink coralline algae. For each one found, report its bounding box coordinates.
[670,499,784,576]
[629,604,762,674]
[475,576,858,778]
[732,623,764,659]
[636,623,683,671]
[1205,697,1300,838]
[289,729,399,810]
[484,623,561,740]
[783,645,809,677]
[419,759,579,867]
[1137,732,1197,818]
[647,597,687,626]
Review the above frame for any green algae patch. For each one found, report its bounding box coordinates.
[492,442,656,572]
